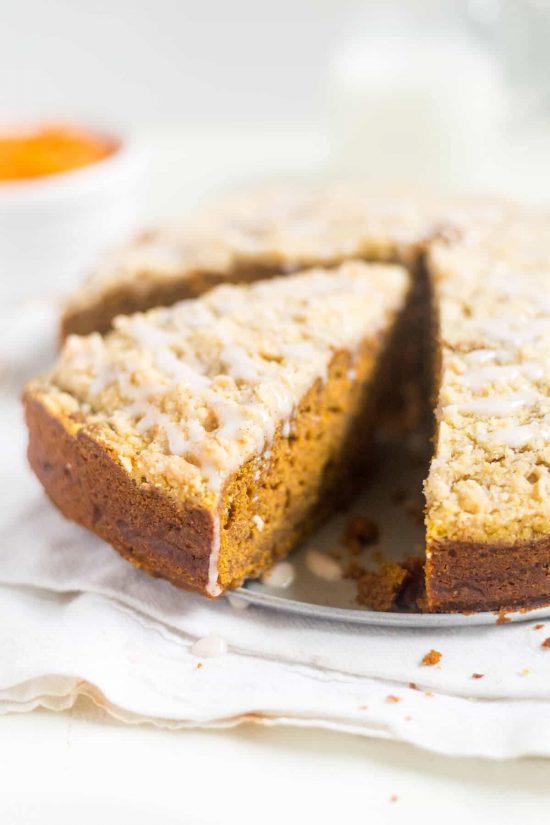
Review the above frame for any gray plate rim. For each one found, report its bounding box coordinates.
[232,585,550,628]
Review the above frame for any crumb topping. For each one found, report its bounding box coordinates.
[62,183,512,323]
[426,238,550,544]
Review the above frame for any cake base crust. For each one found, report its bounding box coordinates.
[427,538,550,613]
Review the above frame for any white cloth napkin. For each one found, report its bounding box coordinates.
[2,302,550,759]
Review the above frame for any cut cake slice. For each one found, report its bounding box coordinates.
[26,261,410,596]
[425,235,550,612]
[59,184,515,340]
[59,185,442,338]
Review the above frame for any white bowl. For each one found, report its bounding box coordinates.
[0,129,145,306]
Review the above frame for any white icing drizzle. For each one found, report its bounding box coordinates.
[279,341,318,361]
[251,514,264,531]
[463,348,508,365]
[484,424,536,449]
[473,317,549,347]
[261,561,295,589]
[154,348,211,390]
[456,392,538,417]
[458,363,543,390]
[220,344,263,383]
[164,419,191,455]
[226,593,250,610]
[191,634,228,658]
[305,549,343,581]
[206,514,222,597]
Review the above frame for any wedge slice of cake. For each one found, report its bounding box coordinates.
[60,184,516,340]
[424,237,550,612]
[60,185,440,338]
[26,262,410,596]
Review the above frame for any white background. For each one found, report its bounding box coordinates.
[4,0,550,203]
[1,0,358,127]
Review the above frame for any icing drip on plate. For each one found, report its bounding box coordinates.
[191,634,228,658]
[261,561,295,589]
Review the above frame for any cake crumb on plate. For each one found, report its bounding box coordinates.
[342,515,380,555]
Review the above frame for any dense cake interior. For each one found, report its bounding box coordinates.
[217,339,396,590]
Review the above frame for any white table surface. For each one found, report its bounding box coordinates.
[3,705,550,825]
[4,127,550,824]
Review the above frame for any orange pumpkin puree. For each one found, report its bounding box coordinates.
[0,125,117,181]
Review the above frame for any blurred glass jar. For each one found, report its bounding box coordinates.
[327,0,507,191]
[461,0,550,127]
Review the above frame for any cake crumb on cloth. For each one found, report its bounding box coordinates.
[421,649,442,667]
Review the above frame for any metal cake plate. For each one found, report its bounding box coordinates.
[230,586,550,628]
[229,440,550,628]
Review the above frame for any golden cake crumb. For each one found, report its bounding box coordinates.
[496,610,511,626]
[345,559,366,580]
[356,562,408,611]
[421,649,442,667]
[342,515,380,555]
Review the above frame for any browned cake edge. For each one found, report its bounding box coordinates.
[60,245,421,341]
[60,263,296,339]
[426,538,550,613]
[24,392,216,595]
